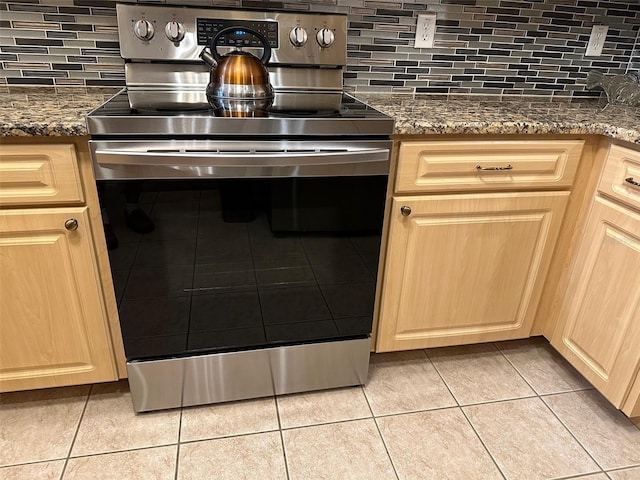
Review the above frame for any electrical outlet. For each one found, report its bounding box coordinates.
[585,25,608,56]
[414,13,436,49]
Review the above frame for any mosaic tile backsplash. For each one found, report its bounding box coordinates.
[1,0,639,100]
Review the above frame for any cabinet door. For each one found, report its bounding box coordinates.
[551,196,640,408]
[0,144,84,206]
[376,191,569,352]
[0,207,118,391]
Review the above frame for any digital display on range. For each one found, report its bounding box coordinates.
[196,18,278,48]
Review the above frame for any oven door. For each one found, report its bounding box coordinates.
[89,139,391,180]
[94,138,390,364]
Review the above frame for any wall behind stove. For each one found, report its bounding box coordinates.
[1,0,638,100]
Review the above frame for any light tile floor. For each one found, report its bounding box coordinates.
[1,338,639,480]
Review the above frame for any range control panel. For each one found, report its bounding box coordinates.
[196,19,278,48]
[117,3,347,67]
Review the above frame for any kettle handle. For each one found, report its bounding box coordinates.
[209,26,272,65]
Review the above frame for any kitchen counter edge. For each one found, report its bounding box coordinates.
[0,91,638,143]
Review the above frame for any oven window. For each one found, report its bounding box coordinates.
[101,177,387,360]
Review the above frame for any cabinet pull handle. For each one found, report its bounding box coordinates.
[625,177,640,188]
[400,205,412,216]
[476,164,513,171]
[64,218,79,231]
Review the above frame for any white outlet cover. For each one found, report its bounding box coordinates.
[585,25,608,56]
[415,13,436,49]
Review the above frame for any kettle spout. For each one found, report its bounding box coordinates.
[199,48,216,67]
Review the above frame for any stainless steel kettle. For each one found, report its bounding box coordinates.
[199,27,274,116]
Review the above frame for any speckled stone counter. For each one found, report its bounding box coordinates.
[0,91,117,137]
[1,90,639,143]
[356,94,640,144]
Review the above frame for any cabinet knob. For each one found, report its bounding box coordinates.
[64,218,79,231]
[400,205,412,216]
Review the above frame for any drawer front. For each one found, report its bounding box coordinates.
[396,140,584,193]
[598,144,640,211]
[0,144,84,206]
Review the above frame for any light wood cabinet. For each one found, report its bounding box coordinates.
[376,191,569,351]
[0,144,84,206]
[376,139,582,352]
[0,208,118,389]
[623,372,640,418]
[0,141,121,391]
[396,140,583,193]
[551,144,640,412]
[597,144,640,210]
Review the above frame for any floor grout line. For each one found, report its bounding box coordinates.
[495,341,610,477]
[273,395,291,480]
[58,384,93,480]
[361,384,400,480]
[173,404,183,480]
[458,407,508,480]
[52,443,180,461]
[493,341,544,397]
[425,347,507,480]
[539,394,607,474]
[422,347,461,409]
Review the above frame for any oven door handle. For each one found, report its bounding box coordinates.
[92,148,390,167]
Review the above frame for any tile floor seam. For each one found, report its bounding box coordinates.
[493,341,596,397]
[423,347,462,409]
[423,349,508,479]
[493,341,544,397]
[606,465,640,472]
[63,443,180,460]
[604,466,640,477]
[458,406,508,480]
[58,384,92,480]
[361,384,400,480]
[550,473,606,480]
[274,394,292,480]
[173,405,183,480]
[0,458,66,469]
[273,384,378,427]
[458,393,540,408]
[279,414,385,431]
[177,427,279,445]
[538,394,607,475]
[370,417,400,480]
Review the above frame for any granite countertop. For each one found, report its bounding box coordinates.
[0,91,118,137]
[356,94,640,144]
[1,90,638,143]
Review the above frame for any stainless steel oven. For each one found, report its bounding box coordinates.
[87,3,393,412]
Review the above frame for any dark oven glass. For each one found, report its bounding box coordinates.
[100,176,387,361]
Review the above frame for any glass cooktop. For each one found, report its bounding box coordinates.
[86,90,395,137]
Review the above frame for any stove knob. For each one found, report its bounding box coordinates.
[316,28,335,48]
[289,26,308,47]
[165,21,185,42]
[134,19,155,41]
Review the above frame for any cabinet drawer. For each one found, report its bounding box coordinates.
[0,144,84,206]
[598,144,640,211]
[396,140,583,193]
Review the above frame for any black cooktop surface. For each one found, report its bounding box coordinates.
[86,90,394,137]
